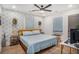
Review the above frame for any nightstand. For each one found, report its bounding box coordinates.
[10,35,19,46]
[53,33,62,45]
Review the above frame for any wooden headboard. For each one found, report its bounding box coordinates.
[18,29,41,36]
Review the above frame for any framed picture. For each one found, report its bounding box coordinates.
[12,18,17,25]
[38,21,42,26]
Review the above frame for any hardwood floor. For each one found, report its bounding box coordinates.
[1,44,77,54]
[2,44,25,54]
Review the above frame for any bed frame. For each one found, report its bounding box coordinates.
[18,29,41,36]
[19,39,27,53]
[18,29,41,53]
[18,29,55,54]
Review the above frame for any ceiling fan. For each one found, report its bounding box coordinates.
[32,4,52,12]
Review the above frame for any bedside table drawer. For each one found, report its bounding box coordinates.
[10,35,19,46]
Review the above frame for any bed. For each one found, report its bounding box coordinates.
[18,29,57,54]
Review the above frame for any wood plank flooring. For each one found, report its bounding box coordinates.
[1,44,77,54]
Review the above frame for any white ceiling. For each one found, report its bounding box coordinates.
[1,4,79,16]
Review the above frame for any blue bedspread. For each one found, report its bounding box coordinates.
[20,34,57,54]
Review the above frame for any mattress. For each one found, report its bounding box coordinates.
[20,34,57,54]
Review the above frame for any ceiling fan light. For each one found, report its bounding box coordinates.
[12,5,16,9]
[40,10,44,13]
[68,4,72,8]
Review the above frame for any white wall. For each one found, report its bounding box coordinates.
[34,16,44,31]
[43,8,79,42]
[2,9,26,46]
[25,15,34,29]
[2,9,43,46]
[0,6,2,53]
[43,16,53,34]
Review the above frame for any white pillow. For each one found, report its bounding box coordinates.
[23,30,40,36]
[23,31,33,36]
[32,30,40,34]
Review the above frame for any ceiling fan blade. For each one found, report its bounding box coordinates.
[34,4,41,9]
[44,9,52,12]
[44,4,52,9]
[32,10,40,11]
